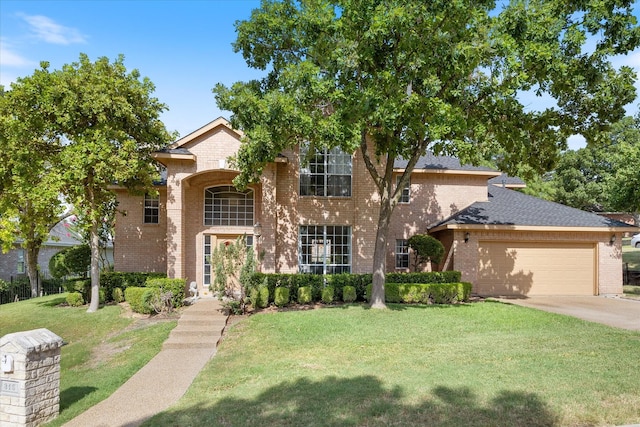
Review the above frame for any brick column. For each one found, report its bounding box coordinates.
[1,328,64,427]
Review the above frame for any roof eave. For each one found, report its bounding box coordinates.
[428,223,639,234]
[393,168,501,178]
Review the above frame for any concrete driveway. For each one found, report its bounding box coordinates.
[495,296,640,331]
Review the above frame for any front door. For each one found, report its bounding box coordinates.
[203,234,254,297]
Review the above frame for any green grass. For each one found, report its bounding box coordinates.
[0,294,176,426]
[146,303,640,427]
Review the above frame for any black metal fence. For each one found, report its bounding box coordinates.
[624,263,640,286]
[0,276,65,305]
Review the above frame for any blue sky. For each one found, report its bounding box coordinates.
[1,0,638,150]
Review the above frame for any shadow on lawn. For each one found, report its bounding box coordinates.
[145,375,558,427]
[59,386,98,411]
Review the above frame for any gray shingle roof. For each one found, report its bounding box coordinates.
[394,153,497,172]
[429,186,633,229]
[488,173,526,187]
[155,147,193,155]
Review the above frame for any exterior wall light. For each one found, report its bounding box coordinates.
[253,222,263,239]
[464,232,470,243]
[610,234,616,245]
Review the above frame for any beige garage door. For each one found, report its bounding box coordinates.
[477,242,595,296]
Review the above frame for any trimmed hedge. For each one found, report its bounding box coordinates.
[321,286,335,304]
[365,282,472,304]
[342,286,356,303]
[243,271,464,305]
[100,272,166,303]
[297,286,312,304]
[66,292,84,307]
[274,287,290,307]
[124,287,152,314]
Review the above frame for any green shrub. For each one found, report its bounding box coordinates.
[457,282,472,302]
[112,287,124,303]
[430,283,458,304]
[250,285,270,309]
[297,286,312,304]
[100,271,166,303]
[145,278,186,308]
[274,287,290,307]
[64,279,91,302]
[66,292,84,307]
[125,287,153,314]
[321,286,334,304]
[49,245,91,279]
[342,285,356,303]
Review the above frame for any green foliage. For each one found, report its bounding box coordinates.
[215,0,639,306]
[1,53,174,312]
[250,282,270,309]
[408,235,445,269]
[49,245,91,279]
[64,279,91,302]
[274,287,290,307]
[100,271,166,303]
[209,235,255,313]
[342,285,356,303]
[321,286,335,304]
[125,287,153,314]
[112,287,124,303]
[366,282,471,304]
[297,286,312,304]
[66,292,84,307]
[145,278,186,309]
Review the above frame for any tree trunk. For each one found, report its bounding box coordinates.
[86,221,101,312]
[370,198,393,309]
[25,242,40,298]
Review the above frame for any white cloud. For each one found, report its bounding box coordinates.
[20,14,87,45]
[0,38,33,67]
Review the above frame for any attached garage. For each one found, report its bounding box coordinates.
[476,241,595,296]
[429,185,637,297]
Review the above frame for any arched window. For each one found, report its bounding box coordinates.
[204,186,254,226]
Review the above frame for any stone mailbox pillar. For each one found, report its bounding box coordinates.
[0,328,64,427]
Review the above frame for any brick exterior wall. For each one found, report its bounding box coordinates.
[432,229,623,295]
[113,187,167,273]
[113,119,626,297]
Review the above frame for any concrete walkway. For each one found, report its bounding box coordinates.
[63,297,228,427]
[495,295,640,331]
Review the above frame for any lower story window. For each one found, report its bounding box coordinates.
[299,225,351,274]
[17,249,25,274]
[395,239,409,269]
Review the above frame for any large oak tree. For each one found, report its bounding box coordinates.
[215,0,638,308]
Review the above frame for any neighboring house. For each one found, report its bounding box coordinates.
[113,118,636,297]
[0,220,114,282]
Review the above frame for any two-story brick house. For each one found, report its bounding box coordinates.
[113,118,635,297]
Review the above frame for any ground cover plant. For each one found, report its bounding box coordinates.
[0,294,176,426]
[146,302,640,427]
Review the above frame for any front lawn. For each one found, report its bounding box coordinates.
[0,294,176,426]
[146,303,640,427]
[623,238,640,270]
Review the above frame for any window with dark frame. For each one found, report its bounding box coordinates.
[397,176,410,204]
[143,194,159,224]
[300,144,352,197]
[299,225,351,274]
[204,186,254,226]
[395,239,410,269]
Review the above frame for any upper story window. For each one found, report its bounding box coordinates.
[144,194,159,224]
[300,144,352,197]
[204,186,254,226]
[396,176,410,204]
